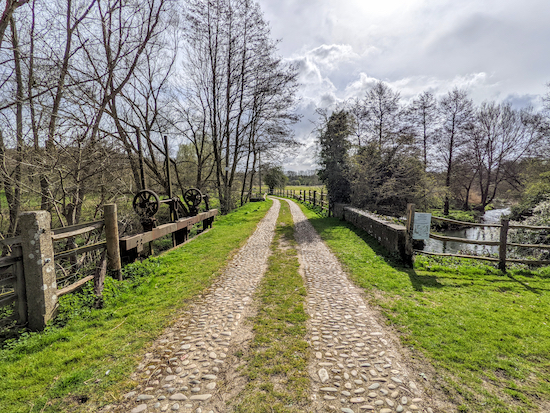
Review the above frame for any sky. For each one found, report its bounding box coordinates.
[257,0,550,171]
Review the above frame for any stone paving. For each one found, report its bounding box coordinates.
[106,199,281,413]
[285,199,433,413]
[106,197,437,413]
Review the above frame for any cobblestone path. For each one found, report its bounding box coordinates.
[108,199,281,413]
[107,197,438,413]
[285,199,433,413]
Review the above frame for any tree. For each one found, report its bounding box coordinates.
[407,90,438,171]
[468,102,547,210]
[350,141,424,216]
[317,109,352,205]
[434,88,474,215]
[181,0,299,213]
[354,80,408,150]
[0,0,28,49]
[264,166,287,192]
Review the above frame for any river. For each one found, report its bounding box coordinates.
[423,208,511,255]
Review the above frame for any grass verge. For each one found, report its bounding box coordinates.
[233,200,310,412]
[299,205,550,413]
[0,200,273,413]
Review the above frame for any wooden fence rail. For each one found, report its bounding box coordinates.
[409,204,550,272]
[1,203,218,330]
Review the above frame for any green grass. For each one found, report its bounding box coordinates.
[0,200,273,413]
[284,185,325,193]
[233,200,310,412]
[299,205,550,413]
[431,209,479,224]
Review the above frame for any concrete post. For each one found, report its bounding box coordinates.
[20,211,56,331]
[104,204,122,280]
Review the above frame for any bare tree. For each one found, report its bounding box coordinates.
[469,102,547,210]
[435,88,474,215]
[0,0,28,48]
[407,90,438,171]
[181,0,298,213]
[353,80,408,150]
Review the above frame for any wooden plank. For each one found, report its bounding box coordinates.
[507,243,550,250]
[0,293,16,307]
[52,221,104,240]
[0,236,21,247]
[0,255,21,268]
[431,216,501,228]
[0,265,13,276]
[57,275,94,297]
[120,210,218,251]
[506,258,550,266]
[508,224,550,230]
[54,241,106,259]
[414,249,499,262]
[13,244,26,325]
[429,233,500,246]
[0,276,16,287]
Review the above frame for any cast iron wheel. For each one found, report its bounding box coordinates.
[132,189,160,218]
[183,188,203,209]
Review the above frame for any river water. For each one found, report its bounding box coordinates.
[423,208,511,255]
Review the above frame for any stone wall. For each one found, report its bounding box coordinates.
[333,204,411,265]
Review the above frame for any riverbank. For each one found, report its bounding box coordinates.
[430,209,481,230]
[425,207,511,255]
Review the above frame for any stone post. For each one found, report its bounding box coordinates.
[20,211,56,331]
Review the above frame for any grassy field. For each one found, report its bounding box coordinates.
[284,185,326,193]
[233,200,310,412]
[0,200,273,413]
[299,205,550,413]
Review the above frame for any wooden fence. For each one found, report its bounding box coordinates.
[408,204,550,272]
[273,188,330,215]
[0,204,217,330]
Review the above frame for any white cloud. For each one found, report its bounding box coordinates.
[258,0,550,171]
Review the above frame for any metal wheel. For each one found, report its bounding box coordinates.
[174,197,190,218]
[183,188,203,209]
[132,189,160,218]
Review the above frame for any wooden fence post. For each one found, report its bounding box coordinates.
[405,204,415,267]
[313,191,317,206]
[12,245,27,325]
[104,204,122,280]
[19,211,56,331]
[499,218,509,272]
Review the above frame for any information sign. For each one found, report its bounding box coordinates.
[413,212,431,240]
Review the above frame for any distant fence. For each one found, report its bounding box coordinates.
[0,204,217,331]
[272,188,330,215]
[410,204,550,271]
